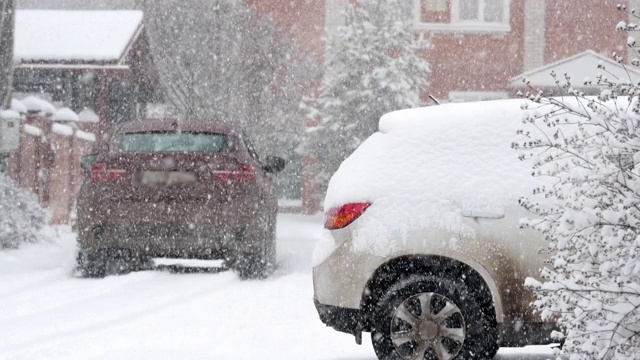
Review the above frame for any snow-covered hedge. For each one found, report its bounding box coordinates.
[0,173,48,248]
[516,50,640,360]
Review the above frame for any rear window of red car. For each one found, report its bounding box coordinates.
[114,132,229,153]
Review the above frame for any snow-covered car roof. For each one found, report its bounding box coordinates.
[325,99,547,212]
[14,10,143,63]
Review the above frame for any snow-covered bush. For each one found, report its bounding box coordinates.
[515,7,640,358]
[0,173,47,248]
[304,0,430,197]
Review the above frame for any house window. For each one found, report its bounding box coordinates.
[455,0,506,23]
[414,0,510,33]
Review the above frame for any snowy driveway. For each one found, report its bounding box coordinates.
[0,214,556,360]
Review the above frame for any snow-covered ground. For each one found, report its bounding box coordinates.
[0,214,557,360]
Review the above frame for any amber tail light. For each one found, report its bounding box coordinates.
[89,163,127,183]
[324,202,371,230]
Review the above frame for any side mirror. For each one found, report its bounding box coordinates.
[80,154,98,173]
[263,155,285,173]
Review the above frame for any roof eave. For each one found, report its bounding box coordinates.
[118,22,145,66]
[17,62,130,70]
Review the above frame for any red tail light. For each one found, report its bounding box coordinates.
[89,163,127,183]
[324,202,371,230]
[215,164,256,183]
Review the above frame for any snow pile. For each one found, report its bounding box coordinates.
[52,123,74,137]
[41,100,56,117]
[10,99,27,115]
[75,130,96,142]
[52,107,79,122]
[20,96,44,114]
[323,99,550,256]
[19,96,55,117]
[23,124,43,137]
[0,173,48,248]
[78,108,99,123]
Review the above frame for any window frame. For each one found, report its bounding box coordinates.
[413,0,510,33]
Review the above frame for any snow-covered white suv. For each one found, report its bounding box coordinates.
[313,100,557,360]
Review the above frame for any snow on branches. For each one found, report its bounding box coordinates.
[514,9,640,357]
[0,173,47,249]
[304,0,430,194]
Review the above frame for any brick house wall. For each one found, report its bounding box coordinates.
[422,0,525,101]
[544,0,626,64]
[256,0,629,100]
[245,0,326,62]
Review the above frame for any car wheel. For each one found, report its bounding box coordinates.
[371,275,498,360]
[234,249,274,280]
[75,249,150,278]
[233,217,276,280]
[74,249,107,278]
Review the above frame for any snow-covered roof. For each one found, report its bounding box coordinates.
[14,10,143,63]
[510,50,640,88]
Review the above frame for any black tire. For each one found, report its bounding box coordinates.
[371,275,498,360]
[235,254,270,280]
[233,215,277,280]
[233,244,276,280]
[74,249,107,278]
[75,249,150,278]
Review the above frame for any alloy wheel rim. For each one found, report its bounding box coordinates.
[390,292,465,360]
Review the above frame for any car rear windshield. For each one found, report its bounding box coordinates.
[114,132,228,153]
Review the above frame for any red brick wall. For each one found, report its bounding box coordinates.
[245,0,326,62]
[423,1,525,99]
[8,117,97,224]
[545,0,627,63]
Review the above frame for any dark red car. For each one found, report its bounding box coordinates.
[75,119,284,279]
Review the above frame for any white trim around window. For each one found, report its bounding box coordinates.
[413,0,511,33]
[448,91,509,103]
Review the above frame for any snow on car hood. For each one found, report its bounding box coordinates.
[323,99,549,257]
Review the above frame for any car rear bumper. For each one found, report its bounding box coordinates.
[497,322,559,347]
[314,298,362,336]
[83,224,242,257]
[76,192,270,255]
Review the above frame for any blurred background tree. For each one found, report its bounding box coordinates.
[140,0,318,200]
[303,0,430,202]
[140,0,316,156]
[0,0,15,109]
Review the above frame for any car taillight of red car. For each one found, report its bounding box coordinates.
[324,202,371,230]
[89,163,127,183]
[214,163,256,184]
